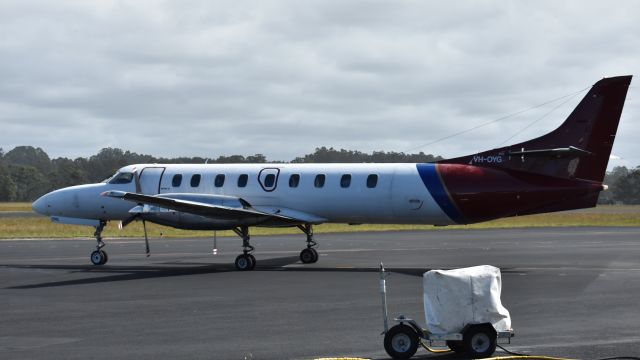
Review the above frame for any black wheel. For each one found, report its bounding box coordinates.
[248,254,256,270]
[446,340,464,353]
[383,324,419,359]
[235,254,253,271]
[99,250,108,265]
[90,250,105,265]
[462,325,497,358]
[300,248,318,264]
[309,248,318,262]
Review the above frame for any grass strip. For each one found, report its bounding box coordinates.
[0,202,33,212]
[1,209,639,239]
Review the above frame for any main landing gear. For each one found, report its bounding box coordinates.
[233,226,256,271]
[231,224,320,271]
[298,224,318,264]
[90,220,108,265]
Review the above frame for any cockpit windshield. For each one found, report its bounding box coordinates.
[107,172,134,184]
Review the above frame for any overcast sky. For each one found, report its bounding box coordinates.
[1,0,638,167]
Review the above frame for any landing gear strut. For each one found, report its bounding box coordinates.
[298,224,318,264]
[233,226,256,271]
[90,220,108,265]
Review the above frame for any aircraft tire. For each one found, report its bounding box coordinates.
[248,254,256,270]
[235,254,253,271]
[99,250,108,265]
[90,250,107,265]
[300,248,318,264]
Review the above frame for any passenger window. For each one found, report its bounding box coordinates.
[366,174,378,188]
[314,174,325,188]
[289,174,300,188]
[215,174,225,187]
[340,174,351,188]
[264,173,275,188]
[172,174,183,187]
[237,174,248,187]
[190,174,201,187]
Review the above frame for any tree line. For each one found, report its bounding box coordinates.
[0,146,441,201]
[598,166,640,205]
[1,145,638,204]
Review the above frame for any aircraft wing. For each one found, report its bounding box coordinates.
[101,191,325,224]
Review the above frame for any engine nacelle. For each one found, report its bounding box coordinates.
[128,193,260,230]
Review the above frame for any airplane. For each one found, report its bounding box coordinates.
[32,75,632,270]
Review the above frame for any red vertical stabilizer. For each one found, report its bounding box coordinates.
[428,76,632,223]
[440,75,632,182]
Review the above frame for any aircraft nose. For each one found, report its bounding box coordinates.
[32,194,50,215]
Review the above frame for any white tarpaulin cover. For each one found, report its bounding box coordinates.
[423,265,511,335]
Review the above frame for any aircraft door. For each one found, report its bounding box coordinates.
[258,168,280,192]
[138,167,166,195]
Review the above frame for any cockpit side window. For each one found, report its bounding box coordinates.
[108,172,134,184]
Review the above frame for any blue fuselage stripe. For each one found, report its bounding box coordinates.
[416,163,465,224]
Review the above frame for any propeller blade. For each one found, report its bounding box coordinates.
[143,220,150,257]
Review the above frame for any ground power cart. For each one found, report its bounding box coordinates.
[380,264,514,359]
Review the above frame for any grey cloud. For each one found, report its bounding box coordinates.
[0,0,638,167]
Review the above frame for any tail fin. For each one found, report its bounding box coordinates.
[440,75,632,182]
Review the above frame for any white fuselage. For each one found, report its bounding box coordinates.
[32,163,456,226]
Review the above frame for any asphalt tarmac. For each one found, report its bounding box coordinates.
[1,227,639,360]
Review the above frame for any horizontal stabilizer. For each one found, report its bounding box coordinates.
[507,146,593,158]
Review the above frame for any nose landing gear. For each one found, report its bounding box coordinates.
[90,220,108,265]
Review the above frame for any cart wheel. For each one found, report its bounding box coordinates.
[383,324,419,359]
[462,324,497,358]
[446,340,464,353]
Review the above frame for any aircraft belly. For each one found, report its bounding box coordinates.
[325,198,395,223]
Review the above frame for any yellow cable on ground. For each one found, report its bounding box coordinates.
[419,340,452,353]
[419,340,576,359]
